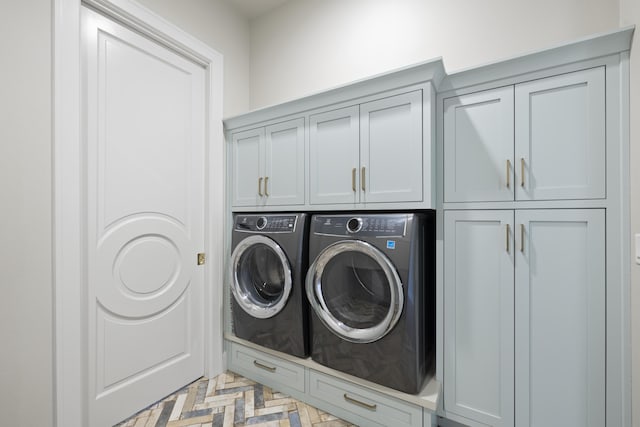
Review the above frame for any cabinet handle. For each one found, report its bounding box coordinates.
[520,224,525,253]
[258,177,263,196]
[361,167,366,192]
[343,393,377,411]
[506,223,510,252]
[253,360,276,373]
[521,158,525,188]
[506,159,511,188]
[264,176,269,196]
[352,168,356,192]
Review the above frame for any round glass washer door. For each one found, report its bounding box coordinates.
[230,235,292,319]
[306,240,403,343]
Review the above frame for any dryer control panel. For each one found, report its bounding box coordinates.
[235,214,298,233]
[313,214,407,237]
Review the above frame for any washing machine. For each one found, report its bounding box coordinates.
[306,212,435,394]
[230,213,309,358]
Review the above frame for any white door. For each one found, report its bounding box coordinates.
[83,7,206,426]
[515,67,605,200]
[265,118,305,206]
[232,128,265,207]
[309,106,360,205]
[444,210,514,427]
[360,91,423,204]
[515,209,605,427]
[443,86,514,203]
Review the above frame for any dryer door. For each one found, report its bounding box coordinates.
[231,235,292,319]
[306,240,403,343]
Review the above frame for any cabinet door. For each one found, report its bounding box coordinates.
[264,118,305,206]
[515,67,605,200]
[444,86,514,203]
[515,209,605,427]
[231,128,264,207]
[444,210,514,427]
[360,91,423,203]
[309,106,360,205]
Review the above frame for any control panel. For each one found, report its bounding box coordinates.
[235,215,297,232]
[313,215,407,237]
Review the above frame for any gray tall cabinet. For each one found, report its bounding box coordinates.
[438,30,632,427]
[223,28,633,427]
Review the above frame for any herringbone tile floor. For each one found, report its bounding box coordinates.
[115,371,356,427]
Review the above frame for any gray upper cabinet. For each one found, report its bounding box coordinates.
[231,127,264,207]
[361,91,424,204]
[444,67,605,203]
[310,91,424,206]
[444,86,514,203]
[231,118,305,208]
[264,118,305,206]
[309,106,360,205]
[515,67,605,201]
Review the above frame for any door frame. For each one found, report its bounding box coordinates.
[53,1,224,425]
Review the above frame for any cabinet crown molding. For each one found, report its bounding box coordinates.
[225,26,634,131]
[223,58,445,131]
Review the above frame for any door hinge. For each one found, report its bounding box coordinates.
[197,253,206,265]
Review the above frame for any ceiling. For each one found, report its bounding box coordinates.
[224,0,290,20]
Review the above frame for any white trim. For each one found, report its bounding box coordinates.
[53,1,224,425]
[53,2,84,426]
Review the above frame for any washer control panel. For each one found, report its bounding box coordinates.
[235,214,297,232]
[313,214,407,237]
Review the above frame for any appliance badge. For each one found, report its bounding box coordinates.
[386,240,396,249]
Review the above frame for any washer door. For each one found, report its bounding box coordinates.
[306,240,403,343]
[231,235,292,319]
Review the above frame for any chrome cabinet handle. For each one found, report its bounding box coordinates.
[264,176,269,196]
[344,393,377,411]
[258,177,263,197]
[352,168,356,192]
[520,224,525,253]
[506,159,511,188]
[361,167,366,192]
[521,158,525,188]
[253,360,276,373]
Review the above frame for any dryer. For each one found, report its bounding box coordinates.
[230,213,309,358]
[306,212,435,394]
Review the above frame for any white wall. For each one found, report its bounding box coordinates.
[250,0,620,109]
[0,1,53,426]
[136,0,251,117]
[620,0,640,425]
[0,1,250,426]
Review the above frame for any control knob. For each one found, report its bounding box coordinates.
[346,217,363,233]
[256,216,267,230]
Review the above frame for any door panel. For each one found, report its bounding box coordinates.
[265,118,305,205]
[515,68,605,200]
[444,86,514,203]
[515,209,605,427]
[444,210,514,427]
[309,106,360,205]
[83,7,205,426]
[361,91,423,203]
[232,128,264,207]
